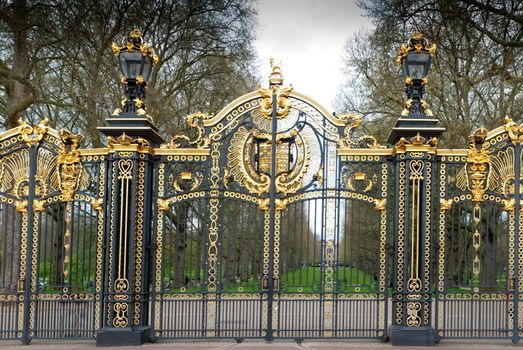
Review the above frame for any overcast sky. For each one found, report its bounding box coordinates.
[255,0,372,112]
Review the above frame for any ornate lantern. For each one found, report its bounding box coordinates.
[111,29,159,115]
[396,32,437,117]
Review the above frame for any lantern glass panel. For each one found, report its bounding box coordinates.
[141,57,153,83]
[119,51,143,79]
[402,52,431,79]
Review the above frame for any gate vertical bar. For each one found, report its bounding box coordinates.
[265,91,278,342]
[513,141,521,343]
[20,143,37,345]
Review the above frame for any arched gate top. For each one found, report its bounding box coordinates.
[203,89,345,128]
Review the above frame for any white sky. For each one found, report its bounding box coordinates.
[255,0,371,113]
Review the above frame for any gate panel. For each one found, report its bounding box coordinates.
[440,200,511,338]
[29,133,105,340]
[0,202,22,339]
[151,68,393,340]
[436,127,519,341]
[151,149,266,339]
[0,122,105,342]
[152,196,265,339]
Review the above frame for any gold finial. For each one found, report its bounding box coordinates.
[473,127,488,141]
[411,31,423,41]
[503,115,513,125]
[129,28,142,39]
[268,58,284,86]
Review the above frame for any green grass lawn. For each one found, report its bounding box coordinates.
[163,266,378,294]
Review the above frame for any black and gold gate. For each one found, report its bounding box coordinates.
[149,61,391,341]
[435,120,523,342]
[1,30,523,346]
[0,121,105,343]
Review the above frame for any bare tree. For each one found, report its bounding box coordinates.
[0,0,258,145]
[336,0,523,147]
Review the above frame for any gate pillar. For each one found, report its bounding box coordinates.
[389,135,439,346]
[95,30,164,346]
[388,32,444,346]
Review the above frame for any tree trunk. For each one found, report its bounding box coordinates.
[172,204,187,288]
[52,204,65,287]
[479,206,500,292]
[194,234,202,285]
[5,0,34,129]
[223,250,236,284]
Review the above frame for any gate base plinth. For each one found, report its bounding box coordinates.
[96,326,150,347]
[389,325,435,346]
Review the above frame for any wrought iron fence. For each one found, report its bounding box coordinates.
[0,48,522,347]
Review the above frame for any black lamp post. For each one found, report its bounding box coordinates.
[111,29,158,116]
[398,32,434,117]
[99,29,164,145]
[388,32,444,144]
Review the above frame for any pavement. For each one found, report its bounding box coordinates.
[1,339,522,350]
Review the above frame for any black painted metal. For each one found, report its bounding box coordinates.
[432,137,521,344]
[514,143,521,344]
[21,145,38,345]
[0,84,521,347]
[266,92,278,341]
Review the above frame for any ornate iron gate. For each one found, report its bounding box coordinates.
[0,122,104,343]
[149,62,390,340]
[435,121,523,342]
[1,29,523,346]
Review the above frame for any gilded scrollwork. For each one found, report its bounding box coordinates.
[487,147,522,197]
[503,116,523,144]
[257,198,288,212]
[257,58,293,119]
[373,198,386,212]
[223,167,231,189]
[0,148,59,198]
[345,171,378,193]
[15,200,28,213]
[113,302,129,327]
[91,198,103,212]
[337,113,384,149]
[406,302,422,327]
[502,198,516,213]
[157,198,170,213]
[439,198,453,212]
[226,126,313,197]
[111,29,158,65]
[167,112,211,149]
[18,118,49,146]
[324,240,335,292]
[465,128,490,202]
[396,31,437,66]
[170,171,202,193]
[58,129,88,202]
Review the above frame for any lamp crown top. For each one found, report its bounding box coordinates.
[111,28,159,66]
[129,28,142,40]
[269,58,284,86]
[410,31,423,41]
[396,31,437,66]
